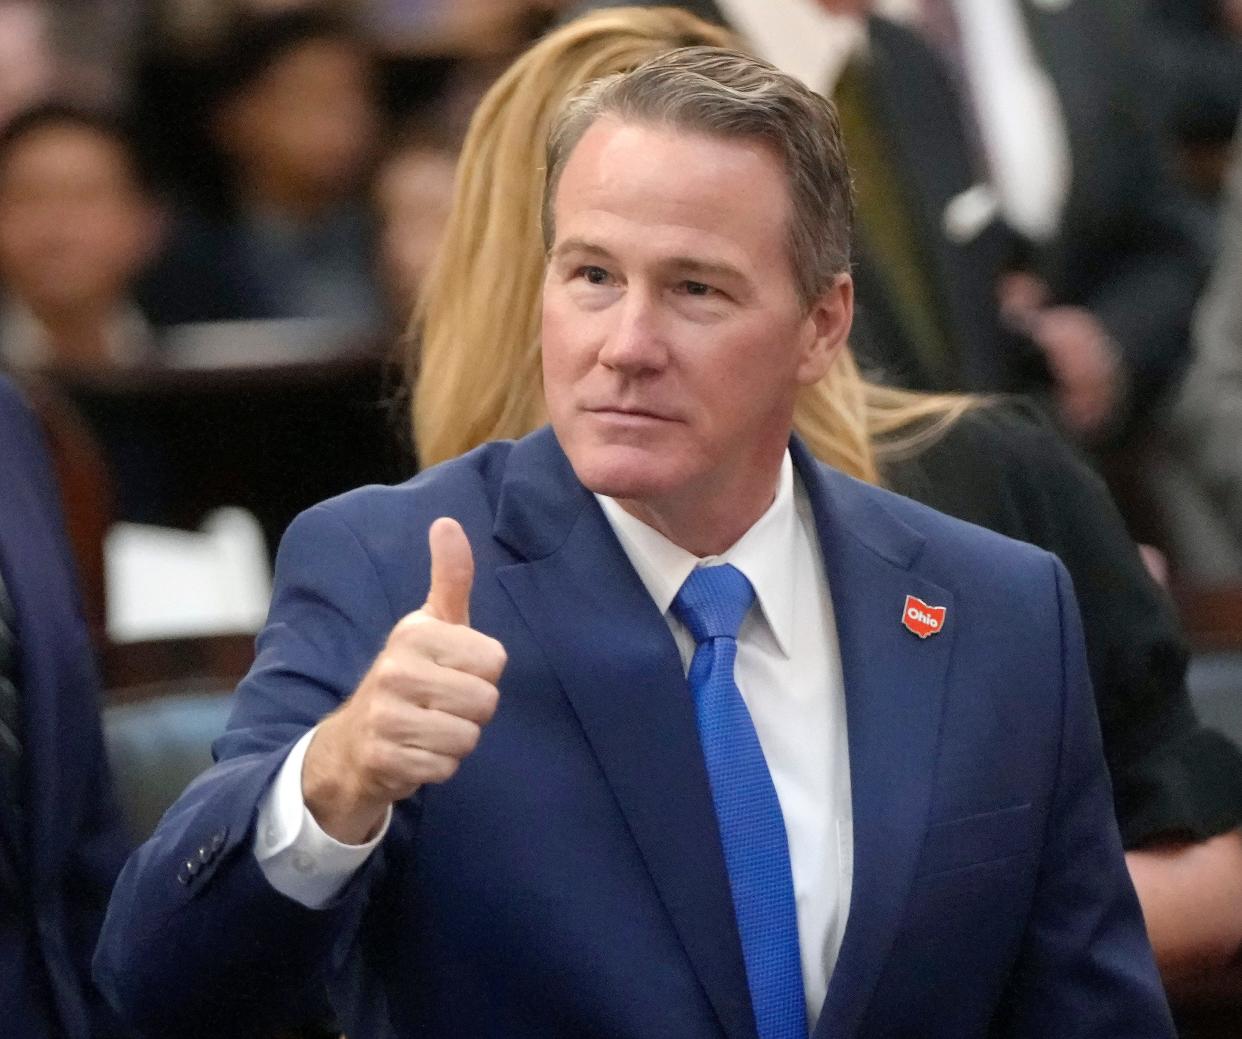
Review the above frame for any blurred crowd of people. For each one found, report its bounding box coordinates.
[0,0,1237,579]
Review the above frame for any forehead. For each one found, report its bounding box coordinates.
[552,117,793,268]
[0,124,135,186]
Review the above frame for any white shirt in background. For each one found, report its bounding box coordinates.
[715,0,867,93]
[946,0,1071,242]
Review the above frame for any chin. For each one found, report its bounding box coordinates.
[564,441,687,502]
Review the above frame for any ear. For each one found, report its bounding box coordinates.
[795,272,853,385]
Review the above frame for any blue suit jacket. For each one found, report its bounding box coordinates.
[96,427,1173,1038]
[0,377,132,1039]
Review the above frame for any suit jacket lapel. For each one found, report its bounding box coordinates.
[792,441,955,1039]
[492,429,758,1039]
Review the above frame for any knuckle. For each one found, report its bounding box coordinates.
[391,613,440,652]
[371,657,405,694]
[358,740,394,780]
[427,754,459,784]
[365,697,408,737]
[477,682,500,721]
[490,638,508,672]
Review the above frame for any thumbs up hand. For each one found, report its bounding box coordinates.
[302,518,507,844]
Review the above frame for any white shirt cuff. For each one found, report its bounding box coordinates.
[253,726,391,909]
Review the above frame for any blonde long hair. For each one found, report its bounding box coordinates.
[411,7,975,481]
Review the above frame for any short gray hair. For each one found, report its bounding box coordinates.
[542,46,854,309]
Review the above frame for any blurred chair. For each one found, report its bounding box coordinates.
[103,688,234,839]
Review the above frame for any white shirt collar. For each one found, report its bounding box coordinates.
[596,451,798,658]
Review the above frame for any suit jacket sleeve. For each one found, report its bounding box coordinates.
[994,559,1175,1036]
[94,502,400,1039]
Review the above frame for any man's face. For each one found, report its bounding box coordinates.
[0,124,157,315]
[542,119,849,516]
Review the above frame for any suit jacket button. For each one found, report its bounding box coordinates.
[211,829,227,852]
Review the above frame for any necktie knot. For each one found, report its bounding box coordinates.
[671,564,755,645]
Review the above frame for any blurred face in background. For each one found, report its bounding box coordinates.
[0,123,159,319]
[374,145,458,313]
[217,35,380,213]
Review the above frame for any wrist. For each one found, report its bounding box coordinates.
[302,724,389,845]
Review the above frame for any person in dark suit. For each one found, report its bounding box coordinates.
[918,0,1207,441]
[0,374,132,1039]
[96,46,1172,1038]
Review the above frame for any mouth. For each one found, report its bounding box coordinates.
[586,406,676,423]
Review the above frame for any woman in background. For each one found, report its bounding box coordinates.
[410,6,1242,986]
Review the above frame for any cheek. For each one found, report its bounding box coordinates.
[541,290,590,358]
[540,300,576,405]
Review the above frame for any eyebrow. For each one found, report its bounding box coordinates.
[551,238,748,285]
[549,237,614,262]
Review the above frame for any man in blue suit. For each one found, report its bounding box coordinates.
[0,375,132,1039]
[96,48,1174,1038]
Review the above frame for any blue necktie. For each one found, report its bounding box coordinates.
[672,564,807,1039]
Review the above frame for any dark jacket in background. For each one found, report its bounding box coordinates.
[1147,0,1242,149]
[1016,0,1206,412]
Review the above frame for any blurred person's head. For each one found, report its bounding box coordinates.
[374,133,459,319]
[210,8,381,219]
[0,103,161,362]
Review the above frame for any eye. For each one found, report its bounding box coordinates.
[680,280,715,297]
[578,265,611,285]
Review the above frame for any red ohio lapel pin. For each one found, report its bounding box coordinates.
[902,595,947,639]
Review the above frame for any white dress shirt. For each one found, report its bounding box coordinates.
[715,0,867,93]
[254,452,852,1028]
[946,0,1071,242]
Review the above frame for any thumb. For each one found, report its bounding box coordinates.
[422,517,474,625]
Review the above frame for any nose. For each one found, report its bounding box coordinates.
[597,287,668,375]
